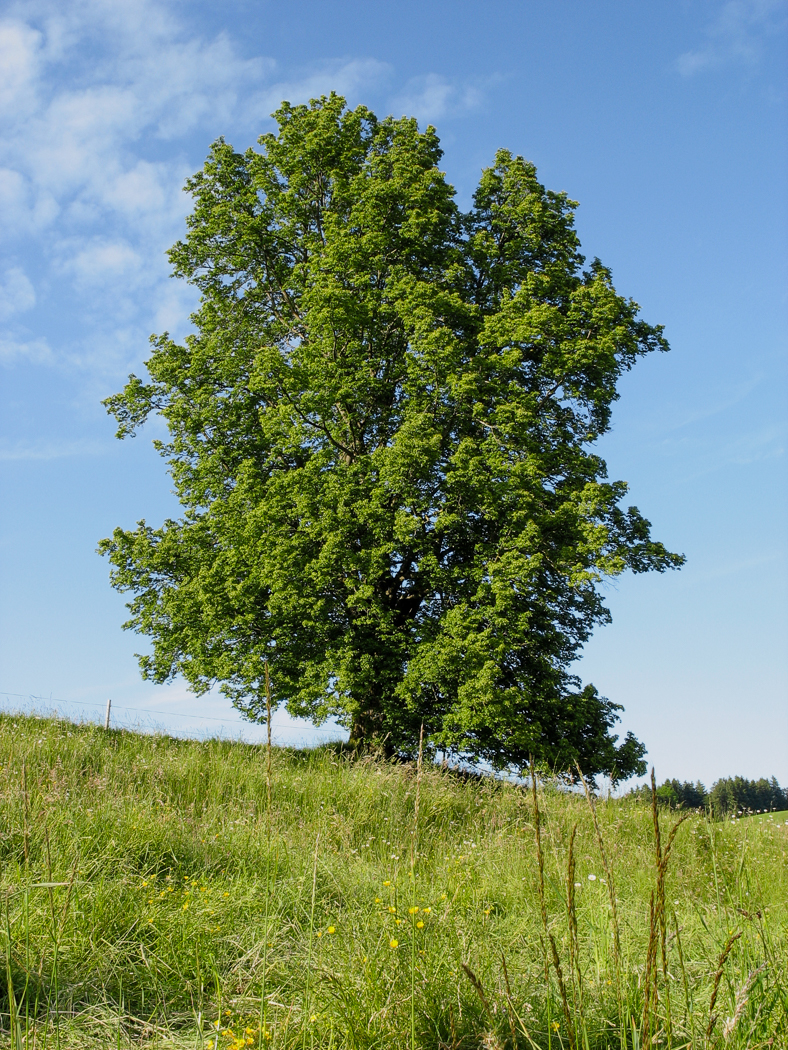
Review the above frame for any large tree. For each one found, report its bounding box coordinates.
[101,94,683,779]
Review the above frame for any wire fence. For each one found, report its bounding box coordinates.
[0,689,347,746]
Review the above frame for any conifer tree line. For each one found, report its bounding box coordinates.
[627,775,788,816]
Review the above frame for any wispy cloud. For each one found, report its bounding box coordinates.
[0,1,397,377]
[676,0,787,76]
[654,419,785,486]
[0,0,485,387]
[0,266,35,319]
[252,58,392,120]
[391,73,487,124]
[0,334,52,363]
[659,373,763,431]
[0,437,108,460]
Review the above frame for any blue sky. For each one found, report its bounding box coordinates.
[0,0,786,787]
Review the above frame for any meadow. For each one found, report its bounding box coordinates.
[0,712,785,1049]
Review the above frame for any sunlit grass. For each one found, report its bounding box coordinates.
[1,711,786,1048]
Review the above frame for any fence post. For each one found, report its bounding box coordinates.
[104,698,112,730]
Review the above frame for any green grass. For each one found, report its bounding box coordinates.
[0,712,786,1049]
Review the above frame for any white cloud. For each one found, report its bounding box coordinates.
[726,421,786,464]
[676,0,787,76]
[136,35,276,140]
[0,334,52,363]
[251,58,391,119]
[0,0,468,381]
[0,266,35,319]
[152,279,200,338]
[0,437,107,460]
[391,73,484,124]
[94,160,177,227]
[0,20,42,117]
[57,238,144,288]
[0,167,59,233]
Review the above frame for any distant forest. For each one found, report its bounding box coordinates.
[627,776,788,816]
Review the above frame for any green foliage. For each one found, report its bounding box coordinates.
[629,778,710,810]
[100,93,684,775]
[709,776,788,817]
[2,713,786,1049]
[628,776,788,816]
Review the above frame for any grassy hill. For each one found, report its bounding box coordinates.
[1,712,786,1049]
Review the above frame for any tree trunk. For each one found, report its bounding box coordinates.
[348,702,390,755]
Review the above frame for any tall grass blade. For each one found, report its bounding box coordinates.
[530,758,575,1050]
[706,931,741,1042]
[576,763,624,1049]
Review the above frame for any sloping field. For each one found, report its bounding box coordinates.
[1,713,786,1048]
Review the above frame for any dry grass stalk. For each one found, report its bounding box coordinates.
[707,931,742,1040]
[722,962,767,1041]
[264,660,272,812]
[461,961,494,1022]
[530,759,575,1050]
[410,723,424,1050]
[260,659,274,1043]
[448,1003,458,1050]
[645,767,690,1042]
[411,722,424,871]
[566,821,582,1007]
[21,759,30,868]
[649,767,667,1039]
[576,763,624,1042]
[302,832,321,1050]
[672,907,691,1028]
[659,811,689,1031]
[642,889,658,1044]
[500,951,518,1047]
[5,887,23,1050]
[500,951,540,1050]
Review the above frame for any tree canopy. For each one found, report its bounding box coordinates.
[100,94,684,779]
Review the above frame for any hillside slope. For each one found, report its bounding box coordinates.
[1,713,786,1048]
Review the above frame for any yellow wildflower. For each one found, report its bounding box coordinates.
[389,938,399,948]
